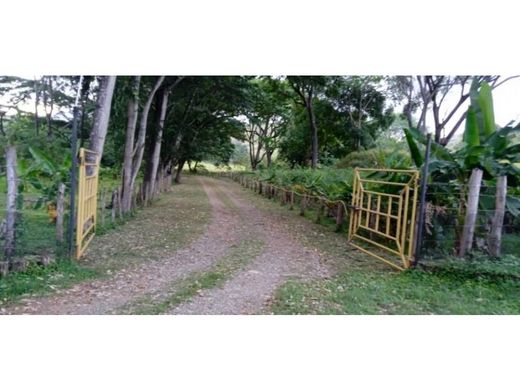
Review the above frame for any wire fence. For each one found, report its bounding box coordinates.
[0,172,173,275]
[420,181,519,258]
[208,171,520,263]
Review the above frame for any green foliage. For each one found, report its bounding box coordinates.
[402,82,520,255]
[279,76,394,166]
[339,145,412,171]
[247,167,354,202]
[229,141,249,168]
[404,83,520,185]
[17,146,71,208]
[161,76,250,166]
[464,107,480,147]
[404,128,424,167]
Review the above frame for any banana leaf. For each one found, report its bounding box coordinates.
[404,128,423,167]
[477,82,496,138]
[463,107,480,147]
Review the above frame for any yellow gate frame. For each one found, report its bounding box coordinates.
[348,168,419,271]
[76,148,100,259]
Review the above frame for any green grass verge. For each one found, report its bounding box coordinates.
[270,256,520,315]
[118,238,265,314]
[0,260,100,304]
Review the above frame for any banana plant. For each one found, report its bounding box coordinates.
[404,81,520,256]
[18,147,71,209]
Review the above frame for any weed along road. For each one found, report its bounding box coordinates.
[2,176,329,315]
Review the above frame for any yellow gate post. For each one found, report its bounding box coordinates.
[76,148,100,259]
[348,168,419,271]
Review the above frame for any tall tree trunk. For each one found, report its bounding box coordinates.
[34,77,40,136]
[175,159,186,183]
[487,175,507,257]
[46,77,54,139]
[121,76,141,213]
[4,145,18,268]
[89,76,117,158]
[130,76,165,191]
[459,168,483,257]
[146,87,169,200]
[79,76,92,147]
[306,93,318,169]
[266,150,273,167]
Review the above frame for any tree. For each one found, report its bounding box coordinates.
[121,76,141,212]
[0,110,19,274]
[326,76,394,151]
[244,78,290,169]
[279,77,393,166]
[143,77,183,201]
[119,76,164,211]
[159,76,249,183]
[88,76,117,157]
[393,75,518,145]
[286,76,328,168]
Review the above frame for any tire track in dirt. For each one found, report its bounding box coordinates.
[3,178,244,315]
[170,178,329,315]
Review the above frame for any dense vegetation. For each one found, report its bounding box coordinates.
[0,75,519,308]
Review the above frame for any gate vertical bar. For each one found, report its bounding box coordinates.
[348,169,359,240]
[408,172,419,261]
[76,148,85,259]
[67,77,83,259]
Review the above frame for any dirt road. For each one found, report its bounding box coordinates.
[3,177,328,315]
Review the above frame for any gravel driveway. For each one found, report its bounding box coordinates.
[2,177,329,315]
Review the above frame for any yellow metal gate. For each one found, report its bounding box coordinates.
[76,148,100,259]
[348,168,419,271]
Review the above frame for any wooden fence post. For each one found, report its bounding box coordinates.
[335,203,345,232]
[488,175,507,257]
[99,189,106,226]
[139,183,144,206]
[3,145,18,273]
[316,201,325,223]
[300,195,306,216]
[132,187,137,211]
[459,168,483,257]
[118,188,124,220]
[111,189,117,224]
[56,183,65,243]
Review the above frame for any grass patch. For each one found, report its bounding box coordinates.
[270,257,520,315]
[118,237,265,314]
[0,260,100,305]
[501,233,520,256]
